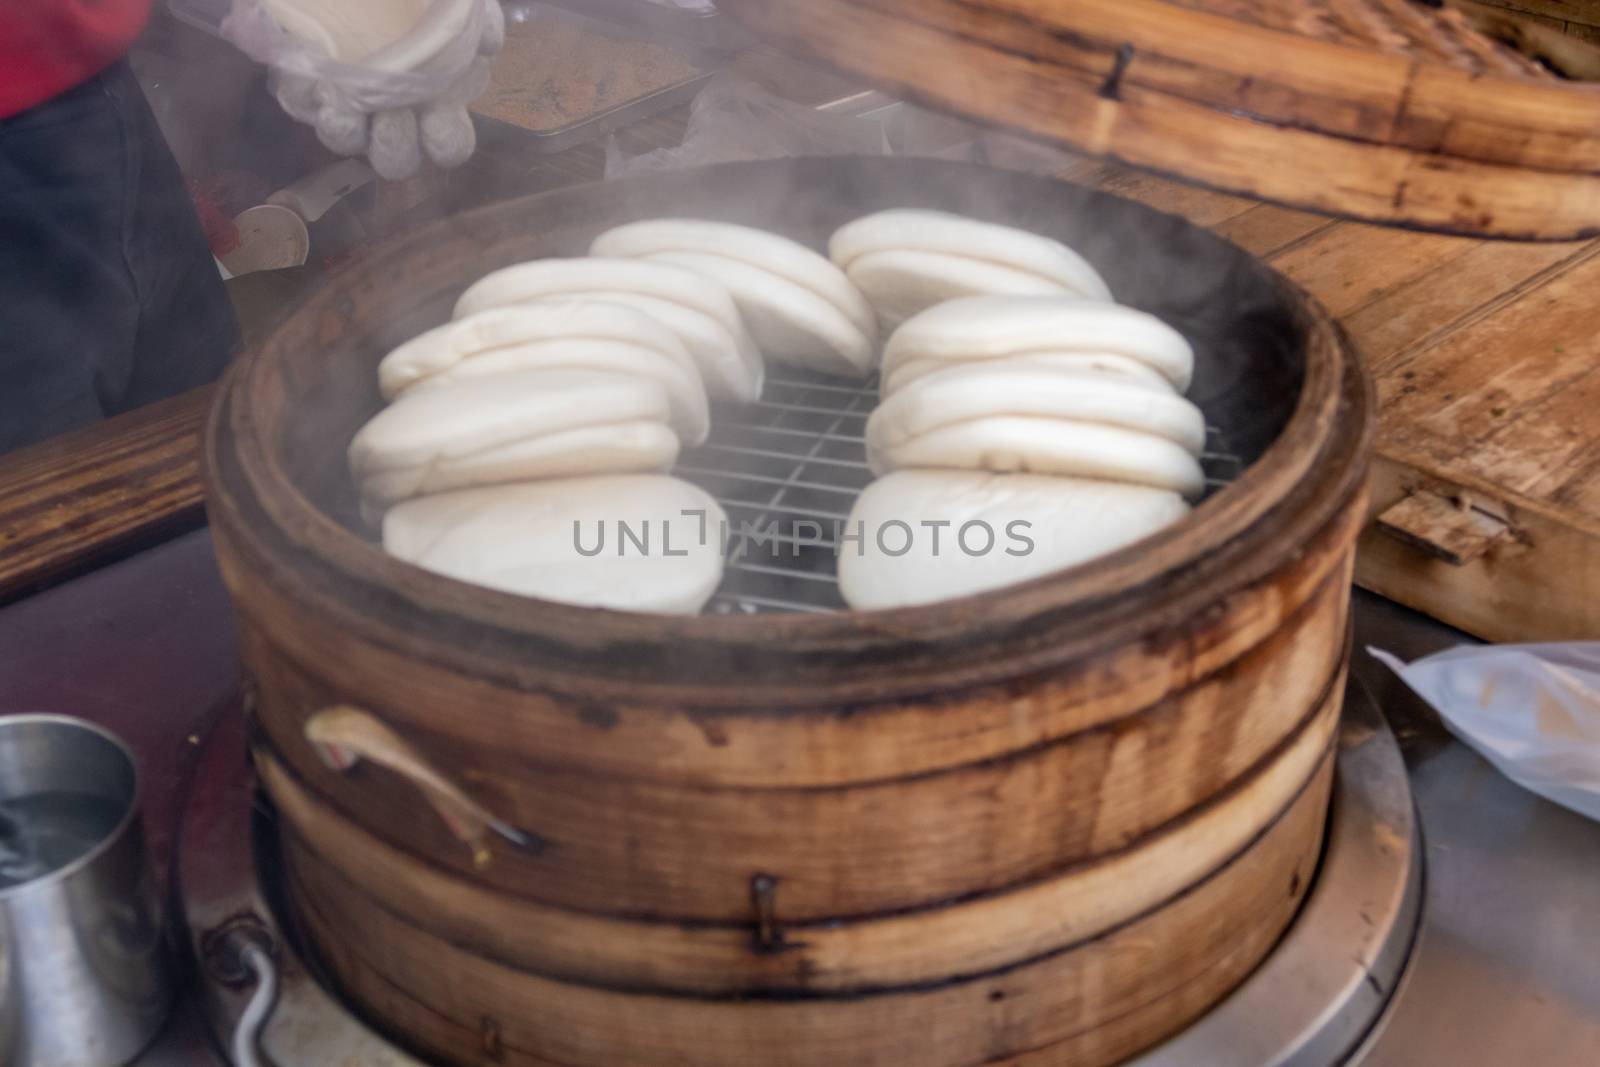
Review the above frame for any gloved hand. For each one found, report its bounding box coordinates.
[223,0,506,180]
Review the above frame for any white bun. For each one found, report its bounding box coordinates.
[838,471,1190,610]
[543,293,758,404]
[829,209,1113,301]
[452,259,762,403]
[590,218,877,340]
[455,257,744,334]
[846,249,1073,332]
[868,414,1207,498]
[378,301,696,399]
[883,352,1174,396]
[402,337,710,446]
[869,363,1208,456]
[645,250,875,378]
[349,369,674,502]
[360,420,678,508]
[884,296,1196,393]
[384,476,727,614]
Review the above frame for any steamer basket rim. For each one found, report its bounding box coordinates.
[205,157,1373,701]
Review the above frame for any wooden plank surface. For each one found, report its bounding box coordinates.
[1080,166,1600,640]
[1465,0,1600,31]
[0,386,214,603]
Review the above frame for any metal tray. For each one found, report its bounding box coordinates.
[473,67,713,157]
[474,3,724,157]
[531,0,750,53]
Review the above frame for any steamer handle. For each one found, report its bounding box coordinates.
[304,706,527,870]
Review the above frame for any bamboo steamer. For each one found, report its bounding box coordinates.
[204,158,1372,1067]
[718,0,1600,240]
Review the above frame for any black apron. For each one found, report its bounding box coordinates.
[0,59,238,453]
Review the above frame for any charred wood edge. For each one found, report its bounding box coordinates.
[280,736,1332,1004]
[258,628,1346,988]
[0,385,214,605]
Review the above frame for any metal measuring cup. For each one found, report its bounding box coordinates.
[0,715,173,1067]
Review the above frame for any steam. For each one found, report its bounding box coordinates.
[261,28,1300,548]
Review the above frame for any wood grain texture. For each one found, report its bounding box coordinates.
[1463,0,1600,30]
[1357,456,1600,641]
[265,674,1340,995]
[248,566,1349,921]
[1477,0,1599,18]
[1165,0,1547,74]
[1334,235,1600,638]
[1080,165,1600,639]
[718,0,1600,238]
[0,387,212,601]
[1375,490,1511,566]
[286,755,1331,1067]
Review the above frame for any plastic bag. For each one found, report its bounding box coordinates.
[1371,642,1600,821]
[222,0,502,178]
[606,74,1074,180]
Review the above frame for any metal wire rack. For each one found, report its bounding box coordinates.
[674,368,1243,615]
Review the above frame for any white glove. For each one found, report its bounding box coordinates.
[223,0,505,180]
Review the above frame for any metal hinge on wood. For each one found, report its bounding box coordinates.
[1375,489,1513,566]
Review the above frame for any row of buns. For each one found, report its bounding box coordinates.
[348,210,1208,613]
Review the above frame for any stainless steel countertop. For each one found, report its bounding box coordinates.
[0,530,1595,1065]
[1351,598,1600,1066]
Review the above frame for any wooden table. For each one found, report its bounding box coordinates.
[1066,160,1600,642]
[0,387,213,602]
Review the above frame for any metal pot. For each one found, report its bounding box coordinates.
[0,715,172,1067]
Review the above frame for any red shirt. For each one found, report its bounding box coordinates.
[0,0,153,119]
